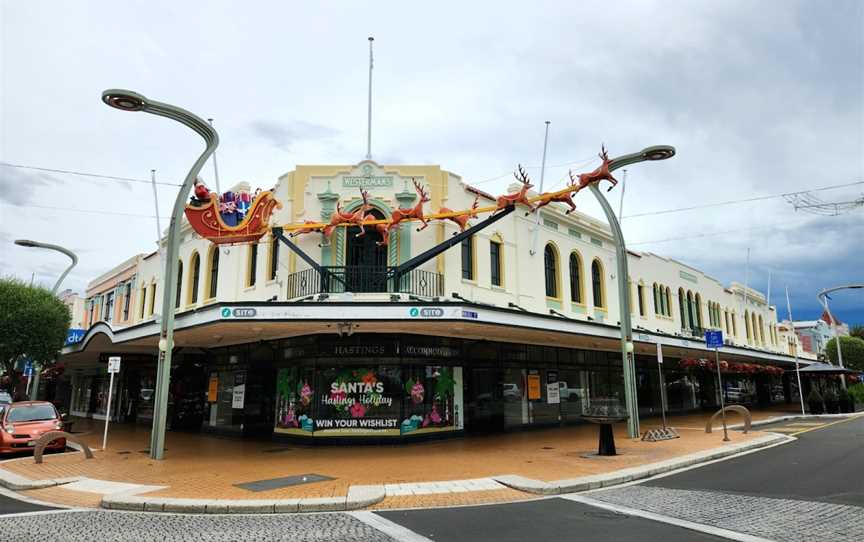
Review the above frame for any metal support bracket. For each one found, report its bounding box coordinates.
[272,227,344,290]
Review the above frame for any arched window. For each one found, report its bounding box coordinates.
[731,311,738,337]
[745,310,752,341]
[751,313,759,344]
[664,287,672,317]
[758,314,765,345]
[189,252,201,304]
[686,291,695,329]
[139,286,147,319]
[175,260,183,309]
[694,293,703,328]
[591,259,605,308]
[660,285,669,316]
[208,247,219,299]
[569,252,583,303]
[653,283,659,314]
[678,288,687,328]
[149,280,157,316]
[247,242,259,287]
[544,244,558,298]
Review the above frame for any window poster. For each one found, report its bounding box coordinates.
[400,366,460,436]
[274,367,315,435]
[315,366,402,436]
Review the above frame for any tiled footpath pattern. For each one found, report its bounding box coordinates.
[592,486,864,542]
[0,511,398,542]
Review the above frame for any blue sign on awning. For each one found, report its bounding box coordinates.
[65,328,86,346]
[705,329,724,349]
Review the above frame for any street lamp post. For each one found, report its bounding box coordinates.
[588,145,675,439]
[817,284,864,391]
[13,240,78,294]
[14,239,78,399]
[102,89,219,460]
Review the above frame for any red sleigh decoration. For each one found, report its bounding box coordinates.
[184,192,282,245]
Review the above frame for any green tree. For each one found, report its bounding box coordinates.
[850,325,864,341]
[825,336,864,372]
[0,278,71,395]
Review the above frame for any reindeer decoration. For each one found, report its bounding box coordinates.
[568,145,619,193]
[289,220,322,238]
[526,191,576,216]
[360,211,392,247]
[495,165,535,214]
[439,195,480,234]
[387,179,431,233]
[323,189,370,238]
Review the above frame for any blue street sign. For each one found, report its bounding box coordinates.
[705,329,724,349]
[23,359,34,377]
[65,328,86,346]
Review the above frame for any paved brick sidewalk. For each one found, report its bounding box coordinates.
[0,407,797,510]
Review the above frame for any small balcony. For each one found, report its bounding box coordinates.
[285,266,444,299]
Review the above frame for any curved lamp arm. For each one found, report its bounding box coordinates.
[14,240,78,294]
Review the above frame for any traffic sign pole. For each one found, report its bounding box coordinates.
[103,357,121,450]
[715,347,729,441]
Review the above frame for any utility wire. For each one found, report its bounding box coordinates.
[623,179,864,218]
[1,202,157,219]
[0,162,182,187]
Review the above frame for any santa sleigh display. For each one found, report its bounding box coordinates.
[184,179,282,245]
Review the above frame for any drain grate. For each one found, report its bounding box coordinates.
[234,473,334,492]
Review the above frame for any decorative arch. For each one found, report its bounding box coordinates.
[591,258,606,309]
[336,197,400,267]
[569,250,584,304]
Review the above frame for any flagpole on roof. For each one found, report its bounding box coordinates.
[207,118,222,195]
[151,169,164,253]
[529,121,551,256]
[366,37,374,161]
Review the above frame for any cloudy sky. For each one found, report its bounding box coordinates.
[1,0,862,324]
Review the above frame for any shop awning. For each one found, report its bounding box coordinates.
[797,362,859,375]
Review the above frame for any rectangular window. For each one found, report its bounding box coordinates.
[461,237,474,280]
[543,219,558,231]
[637,285,645,316]
[590,237,603,247]
[489,240,501,286]
[104,292,114,323]
[568,228,582,239]
[248,243,258,287]
[122,283,131,321]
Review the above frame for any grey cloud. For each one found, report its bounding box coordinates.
[249,120,338,151]
[0,166,59,205]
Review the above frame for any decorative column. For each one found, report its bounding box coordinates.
[317,181,340,266]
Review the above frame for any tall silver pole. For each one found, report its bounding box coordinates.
[785,286,806,415]
[530,121,551,256]
[741,248,751,342]
[365,37,374,160]
[103,89,219,460]
[586,144,676,439]
[656,342,667,429]
[207,119,222,195]
[766,270,772,308]
[617,169,627,221]
[715,347,729,441]
[825,296,847,391]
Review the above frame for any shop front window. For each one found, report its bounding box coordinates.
[315,366,402,436]
[401,365,459,435]
[274,367,316,435]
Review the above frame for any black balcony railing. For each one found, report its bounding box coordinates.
[285,266,444,299]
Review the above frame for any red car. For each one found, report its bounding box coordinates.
[0,401,66,454]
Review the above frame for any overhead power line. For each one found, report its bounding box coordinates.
[622,179,864,219]
[0,162,182,187]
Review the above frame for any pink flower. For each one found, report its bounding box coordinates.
[411,382,425,404]
[429,405,442,424]
[349,401,366,418]
[300,383,313,406]
[361,372,377,385]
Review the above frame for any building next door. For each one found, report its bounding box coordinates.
[344,208,388,292]
[464,366,504,433]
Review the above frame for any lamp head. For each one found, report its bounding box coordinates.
[102,89,147,112]
[14,239,39,248]
[641,145,676,161]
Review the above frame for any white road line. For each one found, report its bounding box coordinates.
[561,494,773,542]
[348,511,434,542]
